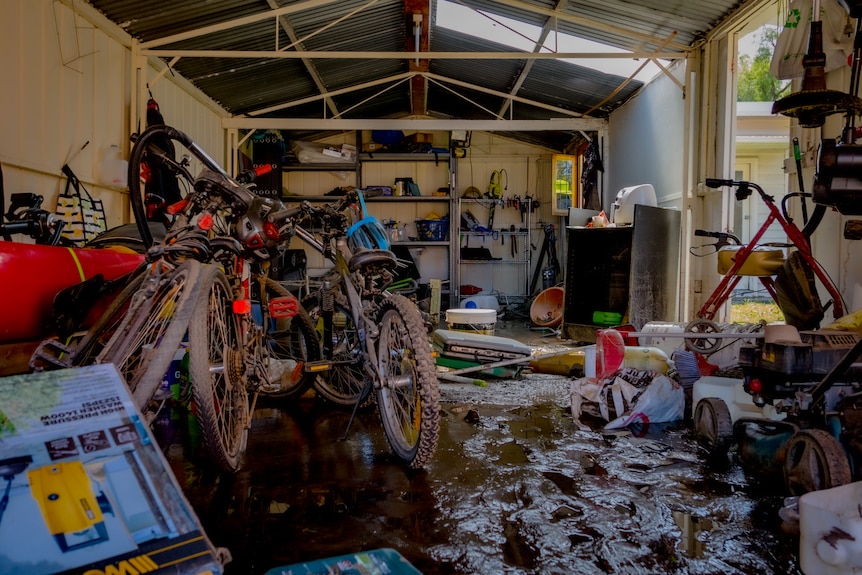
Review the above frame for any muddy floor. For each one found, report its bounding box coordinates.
[163,324,802,575]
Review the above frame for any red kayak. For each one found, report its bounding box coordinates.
[0,242,143,373]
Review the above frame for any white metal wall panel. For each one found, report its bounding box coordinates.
[0,0,225,230]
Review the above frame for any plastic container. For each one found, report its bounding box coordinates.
[530,286,564,328]
[461,295,500,311]
[800,481,862,575]
[692,376,764,423]
[624,346,670,374]
[593,311,623,326]
[596,329,625,379]
[445,308,497,335]
[415,218,449,240]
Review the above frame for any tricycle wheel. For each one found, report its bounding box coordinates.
[693,397,734,461]
[783,429,851,496]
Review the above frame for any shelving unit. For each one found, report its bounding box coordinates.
[358,147,456,309]
[455,197,532,302]
[277,131,457,309]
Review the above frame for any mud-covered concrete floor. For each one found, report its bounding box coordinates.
[164,323,801,575]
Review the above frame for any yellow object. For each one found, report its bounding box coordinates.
[717,246,785,276]
[623,346,670,374]
[529,349,586,376]
[28,461,107,550]
[823,307,862,332]
[528,345,669,376]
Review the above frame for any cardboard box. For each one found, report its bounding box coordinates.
[409,132,433,144]
[340,143,357,161]
[362,142,385,152]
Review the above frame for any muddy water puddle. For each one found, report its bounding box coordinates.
[167,375,801,575]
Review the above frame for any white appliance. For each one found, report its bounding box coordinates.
[612,184,657,224]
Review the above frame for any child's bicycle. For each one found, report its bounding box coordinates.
[686,178,846,354]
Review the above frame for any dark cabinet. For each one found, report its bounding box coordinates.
[562,204,681,343]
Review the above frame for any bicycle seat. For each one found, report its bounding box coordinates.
[717,245,785,277]
[348,248,397,273]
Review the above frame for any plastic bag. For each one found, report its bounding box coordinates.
[570,368,684,431]
[604,374,684,430]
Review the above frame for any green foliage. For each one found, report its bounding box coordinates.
[737,27,790,102]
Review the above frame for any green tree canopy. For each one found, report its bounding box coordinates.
[738,26,790,102]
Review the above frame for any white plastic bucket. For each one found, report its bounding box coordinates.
[800,481,862,575]
[446,308,497,335]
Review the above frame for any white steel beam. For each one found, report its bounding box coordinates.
[141,49,687,60]
[221,117,607,131]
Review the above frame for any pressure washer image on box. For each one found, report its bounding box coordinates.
[27,460,112,552]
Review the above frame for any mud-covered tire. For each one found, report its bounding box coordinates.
[188,265,248,473]
[374,293,439,468]
[255,278,320,400]
[303,294,369,406]
[783,429,851,496]
[98,260,202,410]
[693,397,734,462]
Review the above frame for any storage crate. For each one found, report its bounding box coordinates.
[415,218,449,241]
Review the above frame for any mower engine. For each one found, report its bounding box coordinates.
[738,330,862,413]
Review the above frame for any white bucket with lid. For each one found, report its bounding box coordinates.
[446,308,497,335]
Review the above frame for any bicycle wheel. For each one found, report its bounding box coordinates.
[73,265,147,366]
[303,294,368,406]
[98,260,202,410]
[188,265,248,472]
[256,278,320,400]
[374,293,439,468]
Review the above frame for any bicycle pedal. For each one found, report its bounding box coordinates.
[303,360,332,373]
[29,338,75,372]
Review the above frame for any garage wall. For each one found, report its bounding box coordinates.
[0,0,226,231]
[606,60,687,212]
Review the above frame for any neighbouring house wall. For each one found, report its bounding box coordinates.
[0,0,226,231]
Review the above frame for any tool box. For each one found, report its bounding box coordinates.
[432,329,532,377]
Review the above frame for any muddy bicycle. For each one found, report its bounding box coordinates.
[65,125,320,472]
[269,189,441,469]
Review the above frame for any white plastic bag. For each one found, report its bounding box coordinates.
[604,374,685,430]
[570,369,684,430]
[770,0,853,80]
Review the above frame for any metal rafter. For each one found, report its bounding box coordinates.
[497,0,565,119]
[265,0,339,118]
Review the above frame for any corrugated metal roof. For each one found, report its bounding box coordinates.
[85,0,746,150]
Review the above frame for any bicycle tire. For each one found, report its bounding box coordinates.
[98,260,203,410]
[303,294,369,406]
[188,265,248,472]
[256,278,320,400]
[73,265,147,366]
[374,293,439,468]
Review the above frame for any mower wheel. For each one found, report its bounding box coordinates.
[783,429,852,496]
[694,397,734,462]
[685,318,721,354]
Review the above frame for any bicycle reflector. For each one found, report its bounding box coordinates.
[233,299,252,315]
[197,212,214,230]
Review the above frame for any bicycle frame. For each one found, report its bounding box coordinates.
[697,180,845,321]
[292,224,386,391]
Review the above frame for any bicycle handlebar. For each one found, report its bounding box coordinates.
[694,228,741,246]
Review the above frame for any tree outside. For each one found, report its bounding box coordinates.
[738,26,791,102]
